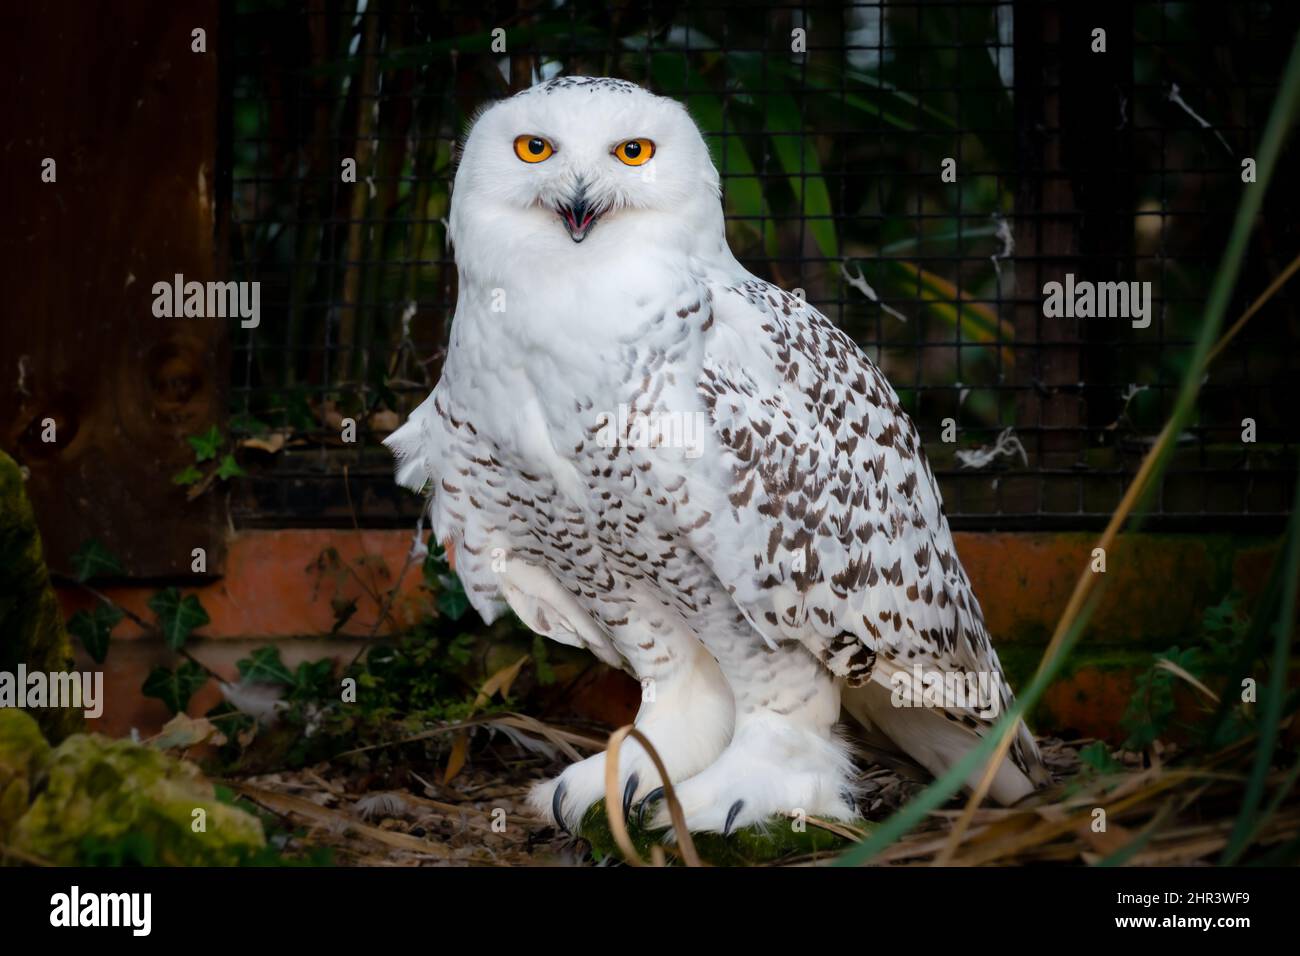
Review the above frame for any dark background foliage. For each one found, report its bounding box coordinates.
[223,0,1299,531]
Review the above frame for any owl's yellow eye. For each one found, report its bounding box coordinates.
[514,135,554,163]
[613,138,655,166]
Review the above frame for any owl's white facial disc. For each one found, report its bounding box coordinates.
[449,76,726,282]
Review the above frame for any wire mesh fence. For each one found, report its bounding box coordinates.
[223,0,1299,531]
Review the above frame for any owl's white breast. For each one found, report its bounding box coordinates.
[442,233,713,481]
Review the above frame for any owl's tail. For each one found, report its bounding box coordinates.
[841,676,1051,806]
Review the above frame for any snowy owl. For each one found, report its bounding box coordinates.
[386,75,1049,835]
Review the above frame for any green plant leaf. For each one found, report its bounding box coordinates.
[1077,740,1122,774]
[148,587,210,649]
[1222,472,1300,863]
[446,632,475,668]
[728,52,838,260]
[646,51,775,254]
[237,646,296,687]
[188,425,223,463]
[70,539,125,582]
[172,465,204,486]
[879,260,1015,364]
[531,634,556,686]
[422,540,451,580]
[437,587,470,622]
[292,658,335,697]
[216,454,247,480]
[67,602,125,664]
[142,661,209,714]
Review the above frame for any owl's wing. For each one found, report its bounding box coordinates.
[686,274,1045,783]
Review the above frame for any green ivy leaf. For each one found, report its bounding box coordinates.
[148,587,210,649]
[237,646,295,686]
[1077,740,1122,774]
[70,539,125,582]
[284,390,316,432]
[172,465,204,486]
[531,634,556,686]
[292,658,335,697]
[436,586,469,621]
[422,539,451,581]
[446,632,475,668]
[428,541,470,622]
[188,425,223,463]
[67,602,125,664]
[216,454,247,480]
[142,661,209,714]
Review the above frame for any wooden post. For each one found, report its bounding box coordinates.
[1,0,226,577]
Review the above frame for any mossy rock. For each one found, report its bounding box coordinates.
[577,800,867,866]
[0,709,265,865]
[0,707,50,838]
[0,450,81,743]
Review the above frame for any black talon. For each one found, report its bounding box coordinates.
[636,786,665,829]
[622,773,640,824]
[724,799,745,837]
[552,782,569,835]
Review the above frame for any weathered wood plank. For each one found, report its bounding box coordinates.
[1,1,226,577]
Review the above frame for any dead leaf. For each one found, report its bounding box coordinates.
[239,432,287,454]
[441,656,528,784]
[1078,820,1137,855]
[443,733,470,785]
[472,655,529,710]
[149,713,226,750]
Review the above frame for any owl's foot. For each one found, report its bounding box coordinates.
[529,646,734,834]
[529,749,648,833]
[529,708,730,833]
[649,715,858,835]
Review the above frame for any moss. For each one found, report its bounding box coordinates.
[0,450,81,743]
[0,709,50,840]
[577,800,864,866]
[0,709,265,866]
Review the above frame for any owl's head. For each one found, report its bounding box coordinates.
[449,76,724,275]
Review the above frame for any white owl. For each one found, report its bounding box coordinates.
[387,76,1049,836]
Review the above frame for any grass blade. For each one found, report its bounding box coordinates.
[1220,476,1300,863]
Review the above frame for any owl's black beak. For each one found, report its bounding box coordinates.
[558,193,600,243]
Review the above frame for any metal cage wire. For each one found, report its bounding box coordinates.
[223,0,1300,531]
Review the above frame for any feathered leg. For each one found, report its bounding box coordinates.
[651,631,858,834]
[528,637,734,832]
